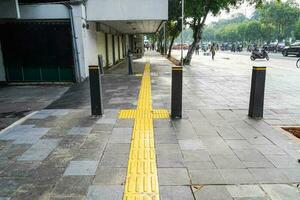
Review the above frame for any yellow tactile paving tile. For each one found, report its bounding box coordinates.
[119,63,168,200]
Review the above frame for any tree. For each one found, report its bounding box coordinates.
[166,0,182,58]
[295,19,300,39]
[183,0,246,65]
[258,0,300,41]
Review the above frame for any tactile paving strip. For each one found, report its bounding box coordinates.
[119,63,168,200]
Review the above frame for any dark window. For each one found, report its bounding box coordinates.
[19,0,70,3]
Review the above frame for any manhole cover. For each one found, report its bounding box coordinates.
[282,127,300,139]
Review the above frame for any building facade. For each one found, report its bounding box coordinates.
[0,0,168,83]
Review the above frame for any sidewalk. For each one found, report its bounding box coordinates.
[0,52,299,199]
[0,85,68,130]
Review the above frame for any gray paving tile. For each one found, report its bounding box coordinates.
[226,185,265,198]
[96,117,117,125]
[67,127,92,135]
[93,167,126,185]
[226,140,254,150]
[249,168,290,183]
[189,169,225,184]
[246,136,272,145]
[184,161,216,170]
[178,139,205,150]
[64,161,98,176]
[17,139,60,161]
[254,145,286,155]
[100,153,128,167]
[111,128,132,135]
[220,169,256,184]
[86,185,124,200]
[234,150,274,168]
[193,185,232,200]
[158,168,190,185]
[156,144,181,154]
[281,168,300,182]
[182,150,211,162]
[29,113,50,119]
[211,154,246,169]
[265,155,300,168]
[109,133,132,143]
[160,186,194,200]
[155,134,178,144]
[262,184,300,200]
[217,127,243,140]
[105,143,130,154]
[53,176,92,196]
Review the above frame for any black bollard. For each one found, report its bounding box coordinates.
[98,55,104,75]
[89,65,104,116]
[171,66,183,119]
[248,66,266,119]
[128,51,133,75]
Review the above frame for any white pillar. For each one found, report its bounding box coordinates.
[0,41,6,82]
[71,4,87,81]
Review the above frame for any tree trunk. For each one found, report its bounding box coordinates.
[184,32,202,65]
[183,15,208,65]
[168,36,176,58]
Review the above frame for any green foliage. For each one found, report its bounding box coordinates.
[258,0,300,41]
[295,19,300,39]
[200,0,299,44]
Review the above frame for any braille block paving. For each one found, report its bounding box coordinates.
[119,63,169,200]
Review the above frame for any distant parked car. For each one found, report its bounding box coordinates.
[263,43,277,52]
[282,41,300,57]
[277,42,285,52]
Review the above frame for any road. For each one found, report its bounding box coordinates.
[222,50,299,61]
[172,49,299,72]
[171,49,300,112]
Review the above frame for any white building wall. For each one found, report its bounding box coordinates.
[107,34,113,66]
[86,0,168,21]
[0,42,6,82]
[119,36,124,59]
[19,4,69,19]
[0,0,20,19]
[96,31,107,67]
[114,35,119,62]
[71,5,86,81]
[83,22,98,72]
[71,4,98,81]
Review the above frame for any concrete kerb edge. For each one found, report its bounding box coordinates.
[0,111,38,135]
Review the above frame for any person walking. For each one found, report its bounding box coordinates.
[195,44,200,55]
[210,43,216,60]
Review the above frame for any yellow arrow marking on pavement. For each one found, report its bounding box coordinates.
[119,63,169,200]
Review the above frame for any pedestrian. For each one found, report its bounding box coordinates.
[210,43,216,60]
[195,44,200,55]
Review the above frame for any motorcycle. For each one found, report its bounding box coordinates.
[250,49,269,61]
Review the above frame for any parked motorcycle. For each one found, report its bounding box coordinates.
[250,49,269,61]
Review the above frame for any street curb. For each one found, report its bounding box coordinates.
[0,111,38,135]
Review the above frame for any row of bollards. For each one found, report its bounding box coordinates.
[89,55,105,116]
[248,67,266,119]
[171,66,267,119]
[89,52,133,116]
[89,54,266,119]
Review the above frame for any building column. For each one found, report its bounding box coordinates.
[112,35,115,64]
[118,36,121,61]
[105,33,109,67]
[0,41,6,82]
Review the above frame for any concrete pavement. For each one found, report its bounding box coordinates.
[0,86,69,130]
[0,52,299,199]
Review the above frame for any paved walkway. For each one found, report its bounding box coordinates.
[0,85,68,130]
[0,52,299,199]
